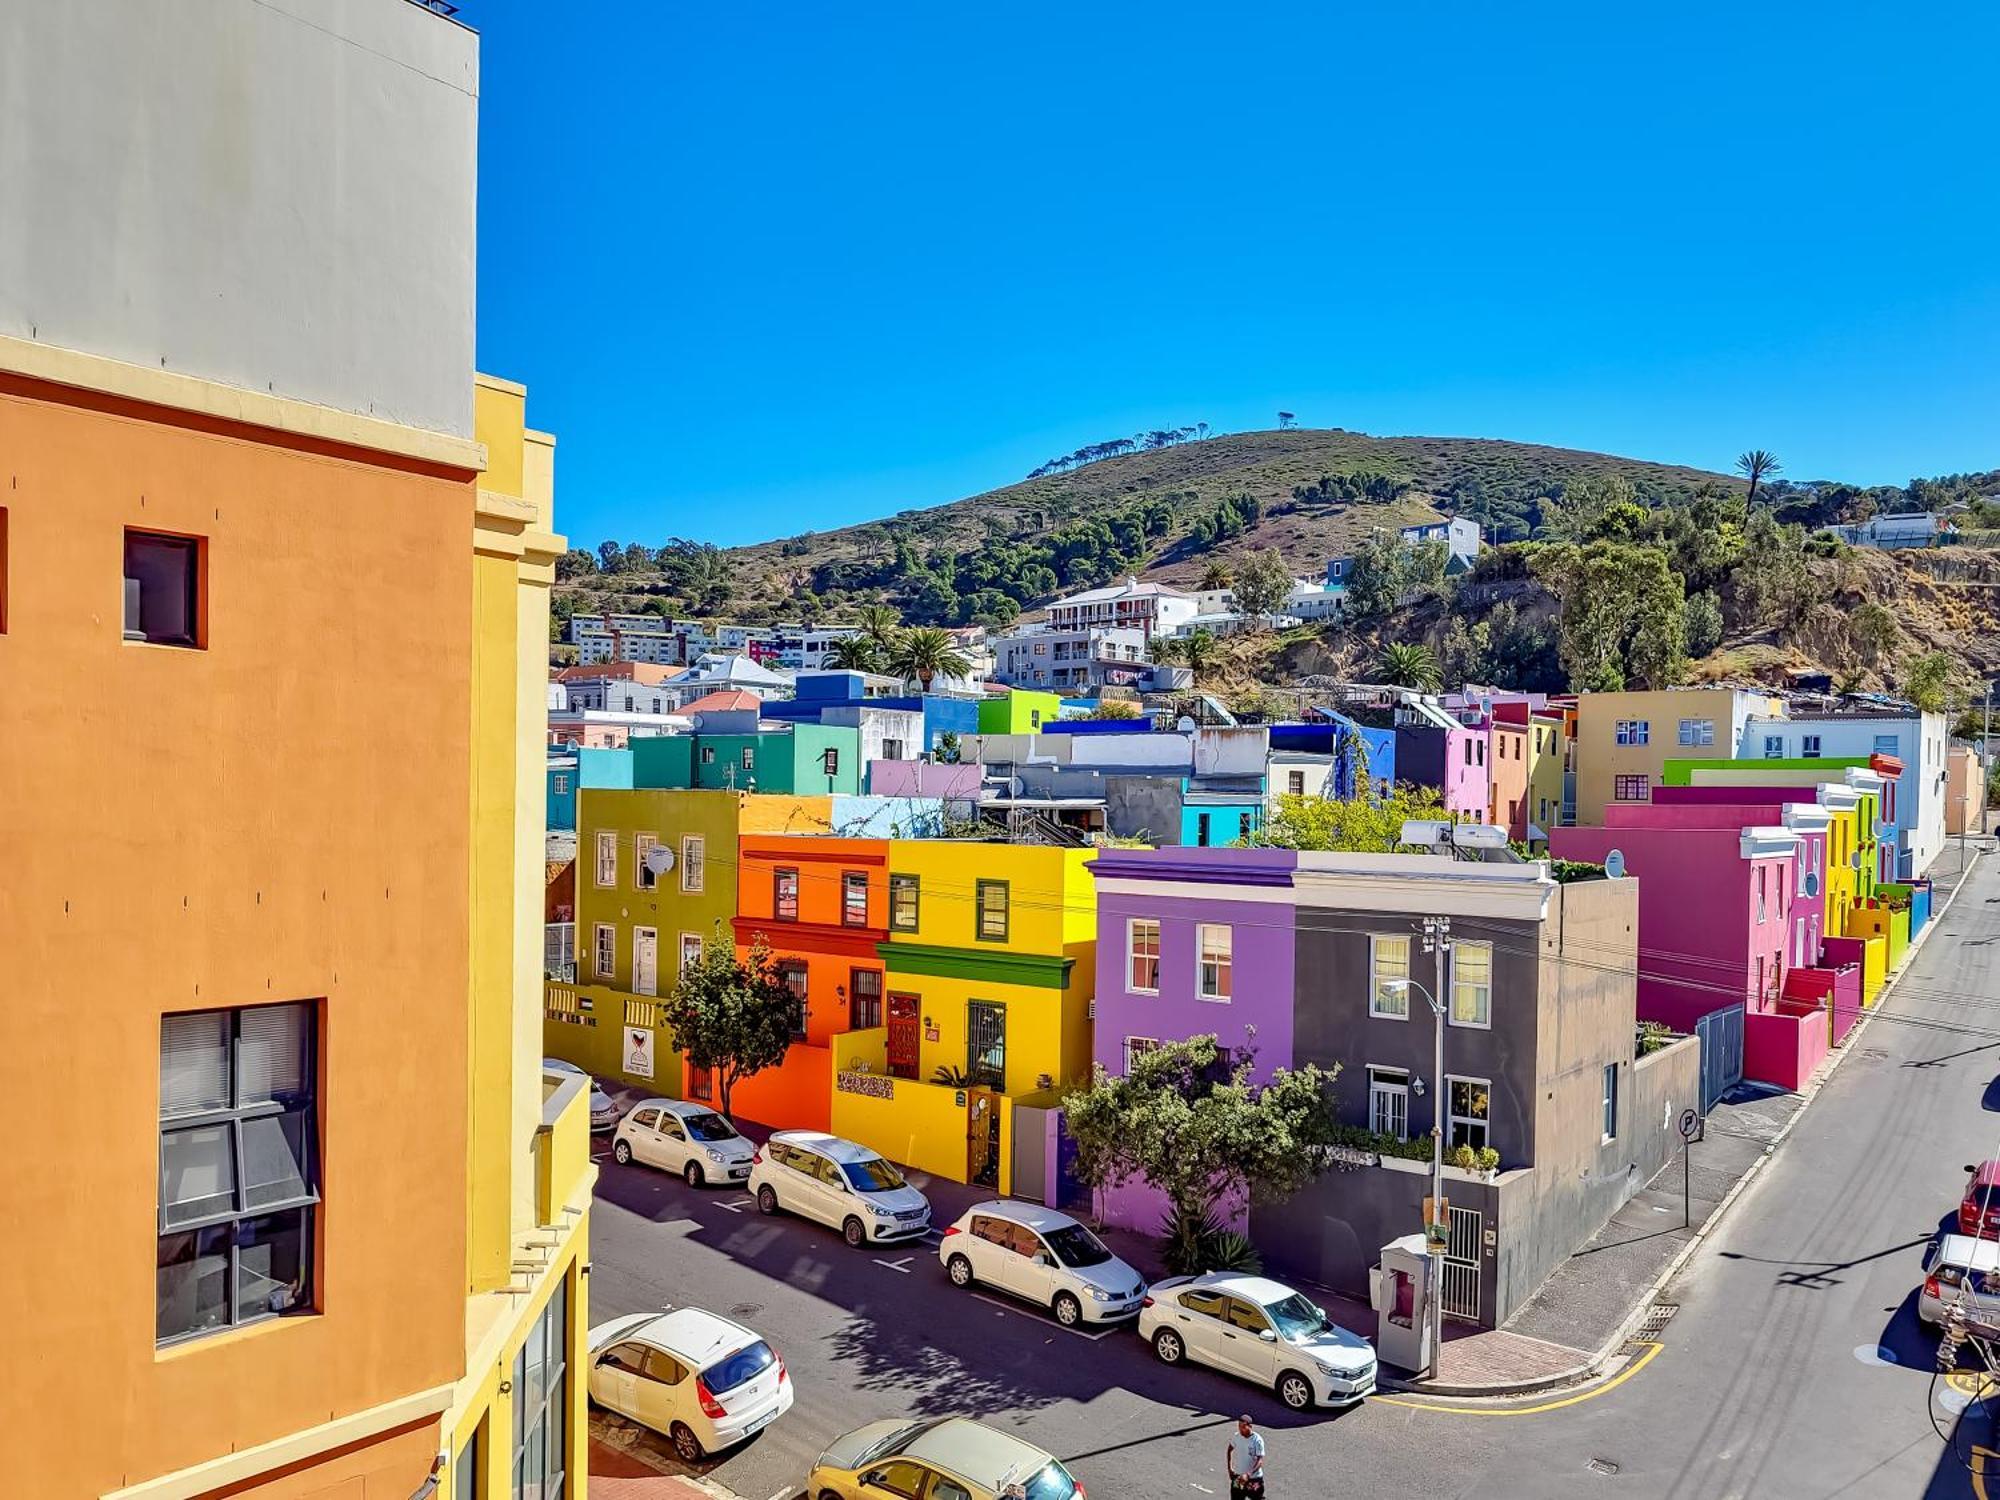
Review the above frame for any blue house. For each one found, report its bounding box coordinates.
[759,670,980,753]
[1270,715,1397,800]
[546,746,634,831]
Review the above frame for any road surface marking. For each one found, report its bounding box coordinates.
[717,1197,754,1214]
[969,1291,1120,1340]
[875,1256,915,1274]
[1371,1339,1663,1416]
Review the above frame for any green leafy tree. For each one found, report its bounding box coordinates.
[935,731,963,764]
[1683,590,1725,658]
[826,635,882,671]
[1255,785,1448,852]
[887,626,973,690]
[1231,547,1294,619]
[1083,699,1142,720]
[1730,510,1819,635]
[1376,641,1443,692]
[1062,1036,1341,1238]
[1902,650,1965,713]
[1737,449,1783,507]
[658,935,802,1121]
[1533,540,1688,691]
[1342,534,1408,619]
[1848,602,1899,667]
[1538,474,1635,544]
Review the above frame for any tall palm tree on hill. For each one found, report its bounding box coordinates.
[826,635,882,672]
[887,627,972,691]
[855,602,901,648]
[1736,450,1782,507]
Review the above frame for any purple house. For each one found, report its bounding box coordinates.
[1088,846,1299,1229]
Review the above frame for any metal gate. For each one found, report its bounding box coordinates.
[1696,1003,1745,1113]
[1440,1205,1482,1322]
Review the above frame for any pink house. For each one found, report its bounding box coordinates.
[1551,803,1829,1091]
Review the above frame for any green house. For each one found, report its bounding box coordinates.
[977,689,1061,736]
[631,724,861,795]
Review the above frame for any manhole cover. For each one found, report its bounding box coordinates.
[729,1302,763,1318]
[1634,1302,1679,1340]
[1587,1458,1621,1476]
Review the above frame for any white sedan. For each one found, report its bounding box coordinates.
[612,1098,756,1187]
[1138,1271,1377,1409]
[587,1308,793,1462]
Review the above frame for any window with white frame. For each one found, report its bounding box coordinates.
[1450,940,1492,1028]
[1678,718,1715,747]
[512,1274,569,1499]
[1124,1036,1162,1073]
[1369,935,1410,1018]
[1615,720,1650,746]
[1801,734,1821,758]
[740,747,755,770]
[1127,919,1160,994]
[594,830,617,887]
[156,1002,319,1345]
[1756,865,1767,923]
[593,923,615,979]
[1197,924,1232,1000]
[1873,733,1899,756]
[680,835,705,893]
[700,745,716,765]
[1601,1063,1619,1142]
[1367,1066,1410,1140]
[1763,734,1784,758]
[635,833,661,890]
[1446,1076,1491,1152]
[679,933,702,974]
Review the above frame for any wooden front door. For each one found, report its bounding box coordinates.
[887,993,920,1080]
[967,1088,1001,1189]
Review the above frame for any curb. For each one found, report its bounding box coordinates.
[1383,847,1985,1404]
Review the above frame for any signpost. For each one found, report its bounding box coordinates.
[1678,1107,1703,1228]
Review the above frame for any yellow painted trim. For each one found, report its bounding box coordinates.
[1370,1339,1662,1416]
[474,371,529,397]
[0,331,485,471]
[476,489,539,525]
[101,1383,453,1500]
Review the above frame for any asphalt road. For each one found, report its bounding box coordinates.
[587,845,2000,1500]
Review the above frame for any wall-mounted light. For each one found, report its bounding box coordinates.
[1411,1077,1427,1098]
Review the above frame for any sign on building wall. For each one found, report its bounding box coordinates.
[836,1070,894,1100]
[624,1027,655,1079]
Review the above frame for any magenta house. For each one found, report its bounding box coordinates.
[1086,846,1299,1230]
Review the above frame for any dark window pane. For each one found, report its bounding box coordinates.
[157,1226,230,1340]
[160,1011,230,1117]
[124,530,201,646]
[236,1208,310,1319]
[241,1109,315,1210]
[703,1341,775,1394]
[238,1002,310,1105]
[161,1123,235,1227]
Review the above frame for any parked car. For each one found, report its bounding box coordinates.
[938,1200,1146,1328]
[807,1416,1084,1500]
[750,1130,931,1247]
[1960,1161,2000,1238]
[543,1056,619,1132]
[587,1307,793,1462]
[612,1098,756,1186]
[1138,1271,1377,1410]
[1921,1234,2000,1329]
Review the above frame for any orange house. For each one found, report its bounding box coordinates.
[1488,708,1531,838]
[719,835,891,1130]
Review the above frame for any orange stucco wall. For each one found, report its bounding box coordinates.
[0,375,476,1494]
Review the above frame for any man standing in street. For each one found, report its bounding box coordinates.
[1227,1414,1266,1497]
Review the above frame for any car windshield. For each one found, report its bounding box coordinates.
[701,1340,775,1395]
[1043,1223,1113,1268]
[1264,1292,1330,1340]
[841,1157,907,1192]
[852,1421,925,1468]
[1019,1459,1081,1500]
[684,1112,738,1143]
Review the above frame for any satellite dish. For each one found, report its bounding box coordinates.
[1176,715,1199,732]
[1850,850,1862,871]
[1804,871,1821,898]
[1604,849,1627,879]
[644,845,676,876]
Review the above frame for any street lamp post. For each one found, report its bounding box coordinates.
[1390,911,1453,1381]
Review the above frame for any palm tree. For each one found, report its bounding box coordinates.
[855,602,901,647]
[1376,641,1443,692]
[826,635,881,672]
[1736,450,1782,507]
[887,627,972,691]
[1177,627,1219,681]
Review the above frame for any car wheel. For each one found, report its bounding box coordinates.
[1153,1327,1185,1364]
[1053,1292,1083,1327]
[684,1160,704,1188]
[669,1421,704,1463]
[1277,1370,1315,1411]
[611,1139,631,1166]
[843,1216,868,1248]
[947,1254,975,1288]
[756,1184,779,1215]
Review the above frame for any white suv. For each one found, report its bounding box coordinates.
[749,1130,931,1248]
[611,1098,756,1187]
[939,1200,1146,1327]
[1138,1271,1377,1409]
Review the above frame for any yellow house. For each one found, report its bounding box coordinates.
[444,375,593,1499]
[1573,687,1783,824]
[830,842,1097,1194]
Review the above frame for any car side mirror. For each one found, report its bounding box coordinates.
[1033,1251,1051,1267]
[1258,1328,1278,1343]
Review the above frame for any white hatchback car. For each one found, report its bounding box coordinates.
[749,1130,932,1248]
[1921,1233,2000,1328]
[612,1098,756,1187]
[587,1307,793,1462]
[939,1201,1146,1327]
[1138,1271,1377,1409]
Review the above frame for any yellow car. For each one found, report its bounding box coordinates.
[807,1416,1085,1500]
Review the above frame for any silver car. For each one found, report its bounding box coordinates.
[543,1056,619,1132]
[1139,1271,1377,1409]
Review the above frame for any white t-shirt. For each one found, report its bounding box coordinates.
[1231,1430,1267,1473]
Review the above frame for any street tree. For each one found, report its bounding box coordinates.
[658,935,802,1121]
[1062,1035,1340,1255]
[1256,784,1448,853]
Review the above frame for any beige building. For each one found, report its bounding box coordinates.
[1946,744,1986,836]
[1572,688,1784,825]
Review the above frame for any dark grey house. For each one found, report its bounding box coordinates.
[1251,853,1699,1332]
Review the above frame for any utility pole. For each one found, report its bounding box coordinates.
[1420,913,1453,1381]
[1984,683,1994,841]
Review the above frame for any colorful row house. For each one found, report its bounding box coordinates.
[1087,847,1700,1330]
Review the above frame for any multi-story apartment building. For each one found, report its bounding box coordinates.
[0,6,588,1495]
[1572,687,1783,824]
[989,623,1153,692]
[1042,576,1200,637]
[1741,708,1949,877]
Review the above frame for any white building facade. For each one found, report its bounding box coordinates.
[1741,709,1949,877]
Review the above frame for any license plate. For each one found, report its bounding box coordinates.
[744,1408,776,1435]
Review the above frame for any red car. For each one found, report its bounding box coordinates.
[1959,1161,2000,1238]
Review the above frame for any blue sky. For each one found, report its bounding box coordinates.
[468,2,2000,549]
